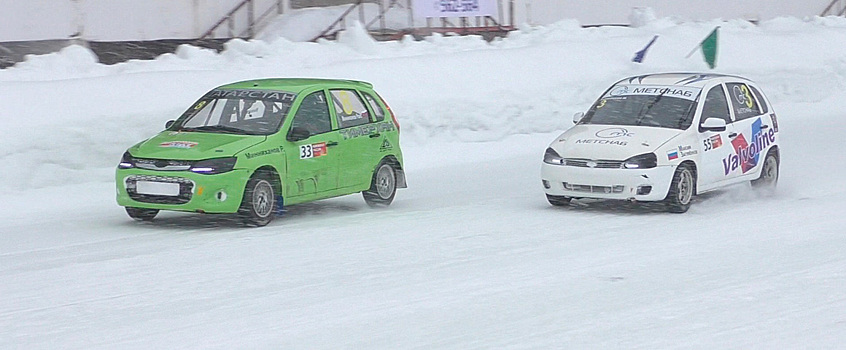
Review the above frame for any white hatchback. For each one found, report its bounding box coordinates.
[541,73,780,212]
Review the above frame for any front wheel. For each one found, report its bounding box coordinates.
[363,162,397,207]
[125,207,158,221]
[664,164,695,213]
[238,175,276,227]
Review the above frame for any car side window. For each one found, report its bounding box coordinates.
[291,91,332,136]
[362,92,386,122]
[330,89,370,128]
[700,85,732,127]
[726,83,763,121]
[748,85,769,114]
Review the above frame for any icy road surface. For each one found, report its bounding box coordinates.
[2,14,846,349]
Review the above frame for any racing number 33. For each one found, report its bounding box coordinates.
[300,142,327,159]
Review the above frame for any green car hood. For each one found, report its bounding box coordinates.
[130,131,266,160]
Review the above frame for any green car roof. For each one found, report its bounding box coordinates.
[217,78,374,93]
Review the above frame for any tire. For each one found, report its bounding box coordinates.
[363,162,397,207]
[751,152,779,189]
[238,175,276,227]
[125,207,158,221]
[546,194,571,206]
[664,164,695,213]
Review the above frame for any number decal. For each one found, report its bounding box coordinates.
[703,138,712,152]
[740,85,754,108]
[300,144,313,159]
[299,142,328,159]
[596,99,607,109]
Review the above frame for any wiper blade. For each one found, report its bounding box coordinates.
[188,125,246,134]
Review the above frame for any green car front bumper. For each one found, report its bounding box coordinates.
[115,168,252,214]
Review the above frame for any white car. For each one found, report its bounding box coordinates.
[541,73,780,212]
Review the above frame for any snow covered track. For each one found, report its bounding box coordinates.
[2,16,846,348]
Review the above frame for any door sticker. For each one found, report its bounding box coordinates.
[300,142,327,159]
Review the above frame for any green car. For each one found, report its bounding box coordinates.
[116,78,406,226]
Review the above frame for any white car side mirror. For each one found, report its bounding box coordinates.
[700,117,727,132]
[573,112,585,124]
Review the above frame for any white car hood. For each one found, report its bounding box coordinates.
[550,125,683,160]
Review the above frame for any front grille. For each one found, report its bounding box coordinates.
[134,158,192,171]
[125,175,194,204]
[563,158,624,169]
[563,182,625,194]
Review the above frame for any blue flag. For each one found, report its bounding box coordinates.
[632,35,659,63]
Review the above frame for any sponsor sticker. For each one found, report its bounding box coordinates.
[160,141,198,149]
[300,142,327,159]
[721,117,777,176]
[595,127,634,138]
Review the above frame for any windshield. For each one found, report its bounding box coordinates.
[580,84,701,130]
[172,89,297,135]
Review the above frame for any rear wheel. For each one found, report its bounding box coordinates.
[238,174,276,227]
[546,194,571,206]
[751,152,779,189]
[125,207,158,221]
[363,162,397,207]
[664,164,695,213]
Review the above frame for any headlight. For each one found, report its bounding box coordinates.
[622,153,657,169]
[544,147,565,165]
[190,157,237,174]
[118,151,134,169]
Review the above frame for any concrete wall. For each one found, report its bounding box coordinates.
[519,0,833,26]
[0,0,837,42]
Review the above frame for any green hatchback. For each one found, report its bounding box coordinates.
[116,78,406,226]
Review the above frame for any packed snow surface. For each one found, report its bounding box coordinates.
[2,13,846,348]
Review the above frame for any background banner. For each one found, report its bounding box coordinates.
[413,0,499,19]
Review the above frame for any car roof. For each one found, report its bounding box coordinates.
[614,73,753,88]
[216,78,374,93]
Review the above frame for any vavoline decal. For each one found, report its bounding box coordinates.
[722,118,777,175]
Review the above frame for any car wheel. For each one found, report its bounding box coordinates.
[664,164,695,213]
[546,194,571,206]
[238,174,276,227]
[363,162,396,207]
[751,152,779,189]
[125,207,158,221]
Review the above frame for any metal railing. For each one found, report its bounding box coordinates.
[312,0,514,42]
[199,0,286,40]
[821,0,846,16]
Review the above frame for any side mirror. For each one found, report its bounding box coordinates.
[287,127,310,142]
[700,117,727,132]
[165,120,175,129]
[573,112,585,124]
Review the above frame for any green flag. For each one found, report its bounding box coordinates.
[687,27,719,69]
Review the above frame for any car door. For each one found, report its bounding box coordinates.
[284,90,340,197]
[328,89,381,190]
[724,81,772,181]
[697,83,738,190]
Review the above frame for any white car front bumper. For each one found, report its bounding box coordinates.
[541,163,677,202]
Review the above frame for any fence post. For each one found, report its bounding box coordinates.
[247,0,255,38]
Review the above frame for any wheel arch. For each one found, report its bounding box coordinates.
[378,155,407,189]
[251,165,284,196]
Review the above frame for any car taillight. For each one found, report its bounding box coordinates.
[377,93,399,134]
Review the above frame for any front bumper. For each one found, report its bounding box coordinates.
[541,163,676,202]
[115,168,251,213]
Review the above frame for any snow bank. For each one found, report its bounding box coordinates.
[2,16,846,194]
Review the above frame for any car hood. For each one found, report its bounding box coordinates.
[549,125,683,160]
[129,131,266,160]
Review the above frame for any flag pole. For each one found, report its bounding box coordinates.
[686,26,720,58]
